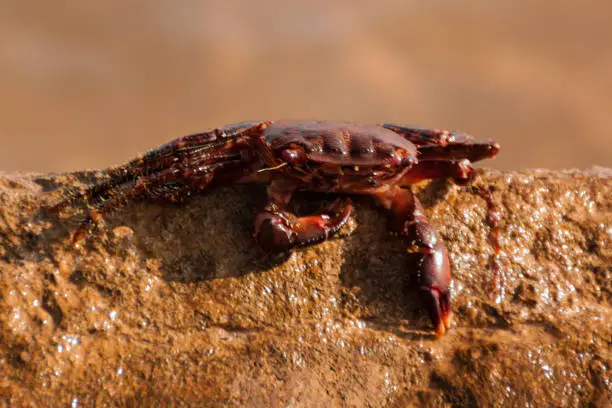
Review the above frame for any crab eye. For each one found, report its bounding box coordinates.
[403,155,416,167]
[281,148,305,165]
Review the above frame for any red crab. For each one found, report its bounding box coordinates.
[50,120,500,336]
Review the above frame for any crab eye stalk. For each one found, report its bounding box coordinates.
[281,148,305,166]
[403,154,416,168]
[389,149,416,168]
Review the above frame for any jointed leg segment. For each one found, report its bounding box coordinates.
[383,123,501,163]
[375,186,453,336]
[401,159,474,185]
[57,122,273,245]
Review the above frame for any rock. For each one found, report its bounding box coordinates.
[0,169,610,406]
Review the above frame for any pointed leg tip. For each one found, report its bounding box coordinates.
[70,231,84,248]
[443,311,453,331]
[491,141,501,156]
[434,311,453,337]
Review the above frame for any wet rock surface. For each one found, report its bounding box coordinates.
[0,169,610,407]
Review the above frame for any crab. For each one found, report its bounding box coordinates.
[50,120,500,336]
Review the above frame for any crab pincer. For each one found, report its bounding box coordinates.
[254,196,354,252]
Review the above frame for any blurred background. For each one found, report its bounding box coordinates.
[0,0,610,172]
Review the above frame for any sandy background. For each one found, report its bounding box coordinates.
[0,1,610,172]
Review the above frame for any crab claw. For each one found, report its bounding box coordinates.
[420,285,452,336]
[415,232,453,336]
[254,198,353,252]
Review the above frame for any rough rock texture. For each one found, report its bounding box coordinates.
[0,169,610,407]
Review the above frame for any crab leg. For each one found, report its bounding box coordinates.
[383,123,500,163]
[383,123,463,146]
[69,131,268,245]
[69,167,207,243]
[50,121,271,214]
[417,142,500,163]
[374,186,452,336]
[254,181,353,252]
[401,159,474,185]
